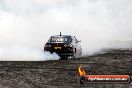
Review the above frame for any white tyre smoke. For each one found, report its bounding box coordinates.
[0,0,132,60]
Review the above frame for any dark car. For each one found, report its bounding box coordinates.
[44,33,82,59]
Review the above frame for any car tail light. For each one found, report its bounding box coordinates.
[68,44,73,47]
[48,45,51,47]
[64,44,73,47]
[64,44,67,47]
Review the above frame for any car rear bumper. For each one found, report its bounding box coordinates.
[44,48,74,57]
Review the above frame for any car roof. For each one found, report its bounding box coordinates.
[51,35,73,37]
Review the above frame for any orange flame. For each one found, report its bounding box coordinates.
[78,65,86,76]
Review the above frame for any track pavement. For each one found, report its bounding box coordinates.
[0,49,131,88]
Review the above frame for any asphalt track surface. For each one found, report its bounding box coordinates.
[0,49,132,88]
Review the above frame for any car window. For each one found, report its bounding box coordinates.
[48,36,72,43]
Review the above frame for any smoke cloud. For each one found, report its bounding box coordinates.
[0,0,132,60]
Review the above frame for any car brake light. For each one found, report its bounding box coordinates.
[64,44,67,47]
[64,44,73,47]
[68,44,73,47]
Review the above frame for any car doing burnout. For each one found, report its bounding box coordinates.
[44,32,82,59]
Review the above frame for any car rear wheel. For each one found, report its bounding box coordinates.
[72,48,77,58]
